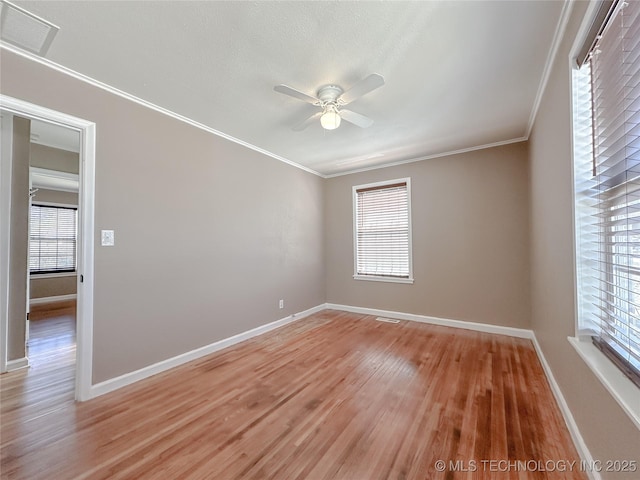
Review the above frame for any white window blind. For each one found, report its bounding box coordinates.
[353,179,412,281]
[29,204,77,274]
[574,0,640,386]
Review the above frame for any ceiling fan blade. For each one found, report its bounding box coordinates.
[274,84,319,105]
[340,109,374,128]
[292,111,322,131]
[339,73,385,105]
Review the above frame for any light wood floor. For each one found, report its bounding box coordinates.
[1,309,585,479]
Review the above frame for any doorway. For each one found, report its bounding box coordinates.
[0,95,96,401]
[27,118,80,396]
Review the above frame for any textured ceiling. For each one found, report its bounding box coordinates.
[30,119,79,153]
[9,1,566,176]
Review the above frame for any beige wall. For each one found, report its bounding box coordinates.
[529,1,640,475]
[8,116,30,361]
[32,188,78,206]
[1,50,325,383]
[30,143,79,173]
[30,275,77,300]
[325,142,531,328]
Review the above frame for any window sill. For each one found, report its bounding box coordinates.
[353,274,414,284]
[568,336,640,430]
[30,272,77,279]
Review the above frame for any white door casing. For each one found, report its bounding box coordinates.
[0,95,96,400]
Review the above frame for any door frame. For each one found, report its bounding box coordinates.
[0,95,96,401]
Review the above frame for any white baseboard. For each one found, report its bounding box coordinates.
[532,337,600,480]
[86,301,596,478]
[30,293,77,306]
[327,303,597,476]
[88,303,326,399]
[325,303,534,339]
[6,356,28,371]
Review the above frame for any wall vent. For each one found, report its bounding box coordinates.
[0,1,59,56]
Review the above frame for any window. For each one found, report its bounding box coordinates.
[29,204,77,274]
[573,0,640,387]
[353,178,413,283]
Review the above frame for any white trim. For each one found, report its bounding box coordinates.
[326,303,598,474]
[525,0,575,138]
[30,166,79,193]
[352,177,413,282]
[6,356,28,371]
[78,300,599,474]
[0,94,95,402]
[326,137,527,178]
[0,43,322,178]
[76,119,95,401]
[30,271,77,279]
[88,304,325,399]
[325,303,534,339]
[353,275,414,284]
[30,293,76,306]
[568,337,640,431]
[0,111,13,373]
[568,0,619,338]
[534,337,601,480]
[29,202,78,278]
[1,43,555,182]
[326,1,578,179]
[567,0,640,435]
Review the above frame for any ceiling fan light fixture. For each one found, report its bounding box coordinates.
[320,108,341,130]
[274,74,384,131]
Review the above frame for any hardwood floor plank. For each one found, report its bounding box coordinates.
[1,310,585,479]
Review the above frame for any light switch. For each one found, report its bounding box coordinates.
[101,229,115,246]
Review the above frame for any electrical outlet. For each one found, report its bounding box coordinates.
[279,299,284,309]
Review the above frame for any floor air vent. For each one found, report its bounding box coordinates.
[375,317,400,324]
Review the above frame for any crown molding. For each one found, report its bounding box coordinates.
[0,43,324,178]
[3,0,572,184]
[526,0,575,138]
[324,136,528,178]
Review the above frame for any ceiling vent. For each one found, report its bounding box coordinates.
[0,1,59,56]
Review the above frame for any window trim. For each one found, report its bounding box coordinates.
[30,271,77,279]
[352,177,414,284]
[569,338,640,430]
[568,0,640,429]
[29,202,78,275]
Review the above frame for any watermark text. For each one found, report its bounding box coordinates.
[433,459,637,473]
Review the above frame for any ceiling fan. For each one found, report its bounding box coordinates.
[274,73,385,131]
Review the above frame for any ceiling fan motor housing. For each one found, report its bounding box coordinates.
[317,85,344,104]
[274,74,383,130]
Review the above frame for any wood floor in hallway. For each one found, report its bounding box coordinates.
[0,309,585,479]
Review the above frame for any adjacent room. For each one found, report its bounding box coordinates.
[0,1,638,479]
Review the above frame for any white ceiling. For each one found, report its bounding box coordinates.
[30,118,80,152]
[10,1,567,176]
